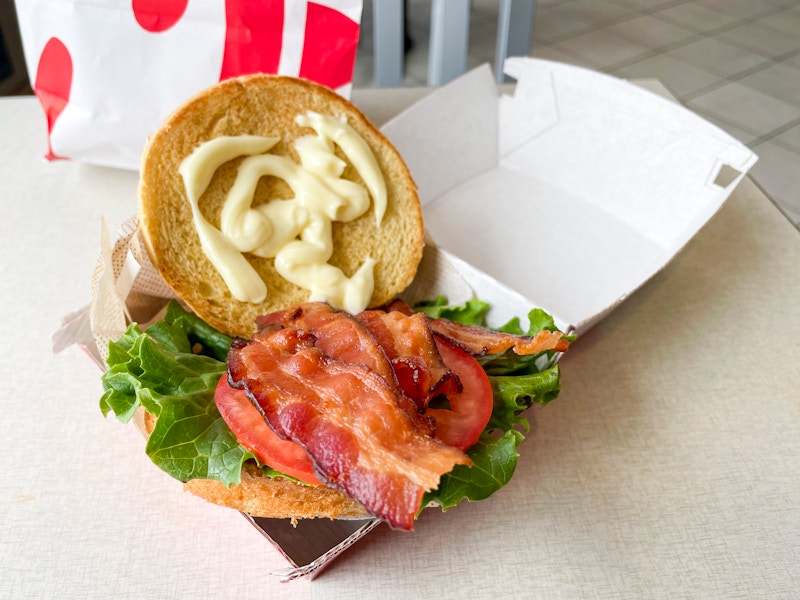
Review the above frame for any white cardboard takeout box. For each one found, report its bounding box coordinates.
[391,58,757,334]
[58,58,756,581]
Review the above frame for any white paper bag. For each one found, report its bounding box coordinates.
[15,0,363,170]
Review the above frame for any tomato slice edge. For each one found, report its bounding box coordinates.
[426,337,494,452]
[214,375,323,485]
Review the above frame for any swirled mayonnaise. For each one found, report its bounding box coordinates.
[178,112,387,314]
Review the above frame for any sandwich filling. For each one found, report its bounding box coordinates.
[224,300,568,529]
[100,297,572,528]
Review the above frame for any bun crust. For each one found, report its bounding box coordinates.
[138,74,424,338]
[184,463,368,520]
[139,409,368,520]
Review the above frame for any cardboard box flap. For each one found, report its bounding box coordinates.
[382,64,499,206]
[383,59,758,332]
[499,58,756,249]
[421,166,655,332]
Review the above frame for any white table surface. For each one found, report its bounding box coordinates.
[2,83,799,599]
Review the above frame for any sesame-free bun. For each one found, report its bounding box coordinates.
[138,74,424,338]
[183,463,368,521]
[136,409,367,520]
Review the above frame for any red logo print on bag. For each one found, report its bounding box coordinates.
[34,37,72,161]
[132,0,190,33]
[32,1,360,162]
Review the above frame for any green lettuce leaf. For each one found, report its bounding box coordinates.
[414,298,567,510]
[488,366,561,432]
[413,295,489,325]
[100,301,256,486]
[424,431,523,510]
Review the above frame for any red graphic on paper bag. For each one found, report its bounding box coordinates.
[34,37,73,161]
[220,0,284,81]
[299,2,359,90]
[132,0,189,33]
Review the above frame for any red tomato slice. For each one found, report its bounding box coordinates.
[214,375,322,485]
[427,337,494,452]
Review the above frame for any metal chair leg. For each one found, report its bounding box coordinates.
[495,0,536,83]
[373,0,404,87]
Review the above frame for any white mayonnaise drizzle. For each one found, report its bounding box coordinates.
[178,112,387,313]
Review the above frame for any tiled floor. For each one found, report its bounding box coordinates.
[353,0,800,226]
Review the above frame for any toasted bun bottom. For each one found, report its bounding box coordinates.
[139,409,368,520]
[184,463,368,520]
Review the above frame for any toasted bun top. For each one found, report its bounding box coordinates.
[138,74,424,338]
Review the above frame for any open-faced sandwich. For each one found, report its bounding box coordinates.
[100,74,571,531]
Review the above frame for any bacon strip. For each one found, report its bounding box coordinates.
[255,307,294,328]
[256,303,431,434]
[428,318,570,356]
[357,309,459,410]
[228,326,470,530]
[381,298,415,315]
[261,303,398,389]
[381,298,570,356]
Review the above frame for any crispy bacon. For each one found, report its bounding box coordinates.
[381,298,415,315]
[255,307,294,328]
[357,309,459,410]
[428,318,570,356]
[381,298,570,356]
[228,326,470,530]
[260,303,398,390]
[255,303,432,434]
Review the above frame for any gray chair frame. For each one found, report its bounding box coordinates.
[373,0,537,87]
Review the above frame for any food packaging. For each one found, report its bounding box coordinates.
[384,58,757,335]
[14,0,363,170]
[54,58,757,580]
